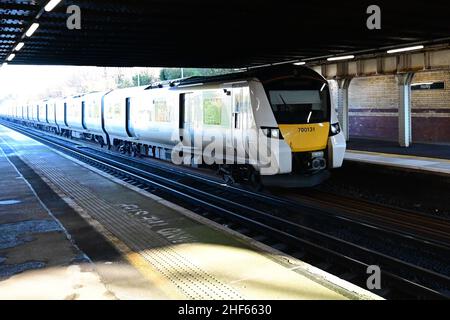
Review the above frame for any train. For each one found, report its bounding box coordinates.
[0,65,346,188]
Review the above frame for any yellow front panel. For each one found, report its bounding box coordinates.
[279,122,330,152]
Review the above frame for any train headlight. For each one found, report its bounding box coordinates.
[271,128,280,139]
[261,127,282,139]
[330,123,341,136]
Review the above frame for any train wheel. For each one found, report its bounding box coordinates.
[248,170,263,192]
[218,165,235,185]
[223,174,235,185]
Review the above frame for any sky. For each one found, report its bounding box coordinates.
[0,65,161,102]
[0,65,80,98]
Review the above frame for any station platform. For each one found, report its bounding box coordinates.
[346,138,450,176]
[348,138,450,160]
[0,125,379,300]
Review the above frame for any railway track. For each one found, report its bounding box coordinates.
[277,189,450,245]
[2,119,450,299]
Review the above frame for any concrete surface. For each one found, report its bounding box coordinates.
[346,150,450,175]
[0,138,113,300]
[0,125,380,300]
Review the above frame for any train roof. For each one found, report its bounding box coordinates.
[145,65,326,90]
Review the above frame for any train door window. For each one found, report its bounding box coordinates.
[232,86,251,129]
[184,92,202,128]
[134,95,152,124]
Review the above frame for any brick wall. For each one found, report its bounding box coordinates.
[411,71,450,143]
[348,75,398,141]
[339,70,450,144]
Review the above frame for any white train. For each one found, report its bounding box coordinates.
[1,65,346,188]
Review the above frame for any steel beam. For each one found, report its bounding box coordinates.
[336,78,352,141]
[396,72,414,147]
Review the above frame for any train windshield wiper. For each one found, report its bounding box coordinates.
[279,94,288,108]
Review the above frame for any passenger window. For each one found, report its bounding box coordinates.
[154,97,170,122]
[89,100,100,118]
[105,101,121,120]
[113,102,121,118]
[202,89,231,127]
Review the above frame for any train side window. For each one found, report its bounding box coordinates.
[202,89,231,127]
[143,97,152,122]
[87,99,100,119]
[154,97,170,122]
[113,101,121,118]
[105,100,122,120]
[132,96,152,124]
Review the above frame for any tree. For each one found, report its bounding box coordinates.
[116,73,133,89]
[132,72,156,86]
[159,68,182,81]
[159,68,235,81]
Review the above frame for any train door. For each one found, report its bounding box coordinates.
[222,88,234,162]
[178,93,186,142]
[81,101,87,129]
[181,91,208,163]
[179,93,195,146]
[232,85,251,163]
[125,97,134,137]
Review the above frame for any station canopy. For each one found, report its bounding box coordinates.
[1,0,449,68]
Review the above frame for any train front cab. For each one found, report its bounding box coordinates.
[253,67,346,188]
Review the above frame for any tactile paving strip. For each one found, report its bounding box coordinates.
[15,148,244,300]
